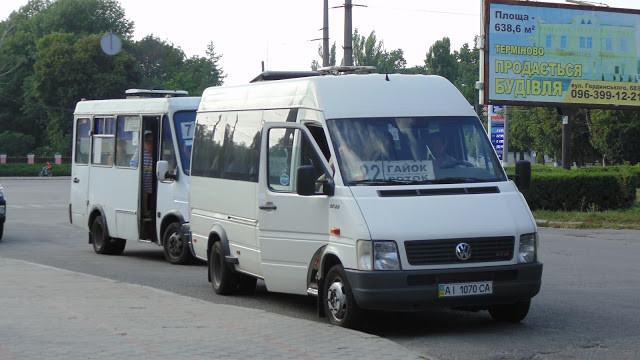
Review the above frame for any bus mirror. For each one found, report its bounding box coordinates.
[156,160,176,182]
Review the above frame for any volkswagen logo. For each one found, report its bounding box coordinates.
[455,242,472,261]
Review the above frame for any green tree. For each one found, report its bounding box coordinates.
[133,35,185,89]
[352,29,406,72]
[590,109,640,165]
[0,131,35,155]
[453,43,480,114]
[424,37,457,81]
[165,42,225,95]
[33,32,141,154]
[311,42,336,71]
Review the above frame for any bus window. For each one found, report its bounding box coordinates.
[115,115,140,168]
[92,117,115,166]
[173,111,196,175]
[161,115,177,177]
[75,118,91,164]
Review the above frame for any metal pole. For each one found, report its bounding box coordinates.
[343,0,353,66]
[323,0,329,67]
[562,115,571,170]
[502,106,510,167]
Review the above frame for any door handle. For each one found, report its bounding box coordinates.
[73,178,80,183]
[259,203,277,211]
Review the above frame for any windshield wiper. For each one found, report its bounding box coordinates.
[349,179,432,186]
[430,177,489,184]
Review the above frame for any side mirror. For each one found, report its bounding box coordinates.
[514,160,531,190]
[296,165,334,196]
[156,160,177,182]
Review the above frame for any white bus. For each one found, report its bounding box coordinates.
[70,90,200,264]
[187,71,542,328]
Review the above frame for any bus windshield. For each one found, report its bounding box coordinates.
[174,111,196,175]
[326,116,506,186]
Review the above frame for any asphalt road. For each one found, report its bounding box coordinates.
[1,177,639,360]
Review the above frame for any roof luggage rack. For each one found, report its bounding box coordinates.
[250,71,320,83]
[318,66,377,75]
[125,89,189,98]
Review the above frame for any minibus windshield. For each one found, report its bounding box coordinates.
[174,111,196,175]
[326,116,506,186]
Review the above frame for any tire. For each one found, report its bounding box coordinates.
[209,241,237,295]
[163,222,193,265]
[0,223,3,241]
[489,300,531,323]
[323,264,362,328]
[91,216,113,254]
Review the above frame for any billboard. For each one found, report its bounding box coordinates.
[482,0,640,109]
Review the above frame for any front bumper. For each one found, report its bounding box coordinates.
[345,262,543,311]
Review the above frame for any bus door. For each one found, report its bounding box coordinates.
[258,122,332,295]
[70,117,92,227]
[139,116,159,241]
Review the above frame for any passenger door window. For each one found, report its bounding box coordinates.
[92,117,115,166]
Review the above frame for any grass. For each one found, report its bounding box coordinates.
[532,189,640,230]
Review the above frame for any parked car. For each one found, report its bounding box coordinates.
[0,183,6,240]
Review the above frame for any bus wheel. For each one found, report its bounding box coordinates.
[91,216,113,254]
[163,222,193,265]
[209,241,237,295]
[489,300,531,323]
[323,264,362,328]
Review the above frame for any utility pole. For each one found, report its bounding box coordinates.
[323,0,330,67]
[343,0,353,66]
[562,114,571,170]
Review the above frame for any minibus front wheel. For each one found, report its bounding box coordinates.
[323,264,362,328]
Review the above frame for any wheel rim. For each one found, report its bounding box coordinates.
[167,231,182,258]
[326,279,347,321]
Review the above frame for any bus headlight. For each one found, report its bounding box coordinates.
[357,240,400,271]
[518,233,538,263]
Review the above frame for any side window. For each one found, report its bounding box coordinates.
[92,117,115,166]
[191,111,262,182]
[115,115,140,168]
[74,118,91,165]
[160,115,178,177]
[268,127,327,194]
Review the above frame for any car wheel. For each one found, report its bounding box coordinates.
[209,241,237,295]
[91,216,113,254]
[323,264,362,328]
[163,222,193,265]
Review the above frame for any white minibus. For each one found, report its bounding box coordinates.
[188,71,542,328]
[70,90,199,264]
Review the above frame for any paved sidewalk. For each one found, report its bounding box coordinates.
[0,257,426,360]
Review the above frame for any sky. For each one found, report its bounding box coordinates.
[2,0,640,86]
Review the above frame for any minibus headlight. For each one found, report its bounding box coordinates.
[357,240,401,271]
[518,233,538,263]
[373,241,400,270]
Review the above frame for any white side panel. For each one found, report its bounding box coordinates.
[189,176,261,275]
[70,164,90,230]
[88,166,139,239]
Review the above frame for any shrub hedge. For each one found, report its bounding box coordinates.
[0,163,71,177]
[509,165,640,211]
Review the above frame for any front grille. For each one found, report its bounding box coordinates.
[405,236,515,265]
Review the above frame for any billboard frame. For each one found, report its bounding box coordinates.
[481,0,640,110]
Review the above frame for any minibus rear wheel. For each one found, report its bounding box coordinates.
[209,241,237,295]
[323,264,362,328]
[91,216,113,254]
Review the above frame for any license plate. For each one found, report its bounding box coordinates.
[439,281,493,297]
